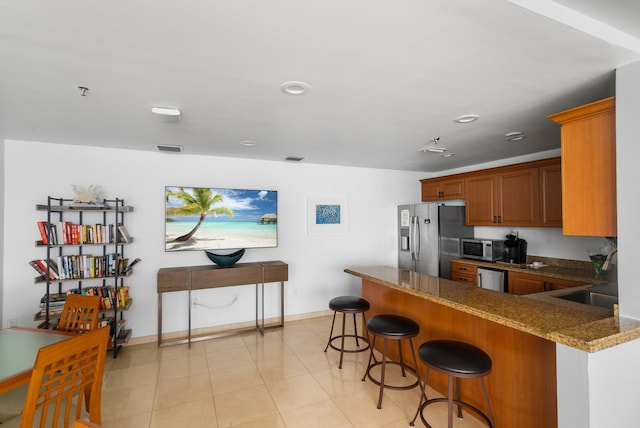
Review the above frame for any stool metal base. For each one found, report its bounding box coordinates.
[324,309,369,369]
[361,334,420,409]
[410,367,495,428]
[413,396,495,428]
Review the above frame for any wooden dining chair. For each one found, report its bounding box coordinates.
[57,294,101,334]
[20,326,109,428]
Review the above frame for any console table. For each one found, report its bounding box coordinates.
[157,261,288,347]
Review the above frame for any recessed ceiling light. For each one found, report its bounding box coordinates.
[440,153,454,158]
[241,140,256,146]
[454,114,479,124]
[505,131,527,141]
[280,81,310,96]
[151,107,181,117]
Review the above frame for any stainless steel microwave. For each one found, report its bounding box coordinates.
[461,238,505,262]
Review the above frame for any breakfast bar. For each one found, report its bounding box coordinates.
[345,266,640,428]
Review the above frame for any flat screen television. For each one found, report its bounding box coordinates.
[165,186,277,252]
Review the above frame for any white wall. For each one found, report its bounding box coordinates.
[1,139,425,338]
[557,339,640,428]
[0,140,4,325]
[616,60,640,319]
[556,60,640,428]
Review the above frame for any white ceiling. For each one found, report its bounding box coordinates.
[1,0,639,172]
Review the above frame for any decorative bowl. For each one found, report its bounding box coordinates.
[205,248,245,268]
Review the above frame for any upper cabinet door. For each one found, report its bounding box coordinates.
[549,97,617,237]
[539,159,562,228]
[498,166,540,227]
[421,177,465,201]
[465,173,498,225]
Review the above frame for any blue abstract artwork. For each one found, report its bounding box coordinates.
[315,204,341,225]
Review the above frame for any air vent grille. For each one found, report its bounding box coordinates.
[157,144,183,153]
[284,156,305,162]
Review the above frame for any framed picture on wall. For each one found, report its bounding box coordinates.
[307,196,347,236]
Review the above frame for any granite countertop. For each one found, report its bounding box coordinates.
[345,265,640,353]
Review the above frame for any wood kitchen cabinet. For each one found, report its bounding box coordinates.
[539,158,563,227]
[451,261,477,286]
[421,176,465,201]
[465,165,540,227]
[420,157,561,228]
[548,97,616,236]
[508,271,587,295]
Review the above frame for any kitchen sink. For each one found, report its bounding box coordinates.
[555,290,618,309]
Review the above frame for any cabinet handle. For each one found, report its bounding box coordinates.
[493,216,497,223]
[498,216,502,223]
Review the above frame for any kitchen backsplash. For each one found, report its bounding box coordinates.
[473,226,611,263]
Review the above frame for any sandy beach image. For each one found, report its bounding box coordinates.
[165,221,277,251]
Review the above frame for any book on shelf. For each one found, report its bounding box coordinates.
[29,259,59,280]
[37,221,48,244]
[117,225,131,243]
[36,221,58,245]
[122,258,140,274]
[49,252,126,279]
[40,285,131,311]
[43,221,120,245]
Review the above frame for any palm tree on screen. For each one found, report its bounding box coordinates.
[166,187,234,242]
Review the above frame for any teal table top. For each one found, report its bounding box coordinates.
[0,328,72,393]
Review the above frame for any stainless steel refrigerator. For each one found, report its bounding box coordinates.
[398,203,473,279]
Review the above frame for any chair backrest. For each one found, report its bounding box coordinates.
[20,327,109,428]
[57,294,101,333]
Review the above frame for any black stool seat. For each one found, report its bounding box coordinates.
[411,340,495,428]
[362,314,420,409]
[329,296,370,313]
[366,314,419,337]
[419,340,492,376]
[324,296,370,369]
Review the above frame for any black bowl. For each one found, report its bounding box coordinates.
[205,248,245,268]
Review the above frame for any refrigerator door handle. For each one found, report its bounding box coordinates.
[409,216,415,261]
[411,216,421,261]
[477,272,483,288]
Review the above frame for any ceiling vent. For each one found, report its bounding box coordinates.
[284,156,306,162]
[157,144,183,153]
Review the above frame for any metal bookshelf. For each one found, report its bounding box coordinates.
[34,196,134,357]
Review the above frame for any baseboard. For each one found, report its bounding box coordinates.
[125,309,333,346]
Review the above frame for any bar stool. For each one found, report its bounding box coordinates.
[324,296,370,369]
[361,314,420,409]
[410,339,495,428]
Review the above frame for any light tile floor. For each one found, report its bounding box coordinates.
[1,315,489,427]
[101,315,489,428]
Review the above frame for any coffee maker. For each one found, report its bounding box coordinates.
[504,230,527,264]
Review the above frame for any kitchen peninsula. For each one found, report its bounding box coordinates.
[345,266,640,428]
